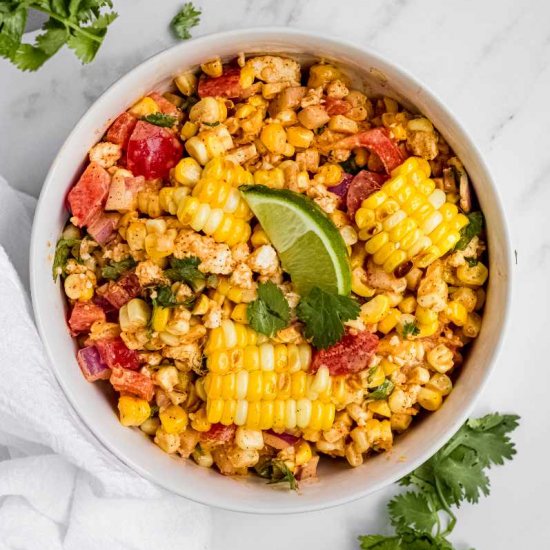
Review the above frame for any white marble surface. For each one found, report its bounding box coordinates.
[1,0,549,548]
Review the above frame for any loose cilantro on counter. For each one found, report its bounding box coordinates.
[0,0,118,71]
[142,113,177,127]
[296,286,360,349]
[358,413,520,550]
[170,2,201,40]
[101,257,136,281]
[164,256,205,291]
[247,281,290,337]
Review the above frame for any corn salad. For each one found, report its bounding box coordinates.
[57,54,488,486]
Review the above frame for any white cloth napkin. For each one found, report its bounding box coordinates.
[0,177,211,550]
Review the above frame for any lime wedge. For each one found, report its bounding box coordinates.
[240,185,351,295]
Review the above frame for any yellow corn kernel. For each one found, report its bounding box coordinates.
[191,294,209,316]
[119,298,151,332]
[174,157,202,187]
[456,262,488,286]
[190,97,227,125]
[445,300,468,326]
[286,126,314,149]
[206,399,224,423]
[415,305,438,325]
[417,387,443,411]
[118,395,151,427]
[151,306,170,332]
[295,441,313,466]
[368,400,391,418]
[239,64,255,88]
[378,308,401,334]
[190,408,212,432]
[427,373,452,396]
[180,121,199,141]
[201,57,223,78]
[367,366,386,388]
[129,97,159,118]
[315,163,343,187]
[308,64,341,87]
[417,320,439,337]
[427,344,454,374]
[398,295,417,314]
[174,72,197,96]
[64,272,94,301]
[463,312,482,338]
[260,122,287,154]
[159,405,188,434]
[451,287,477,312]
[391,413,412,433]
[231,303,249,324]
[380,358,398,376]
[360,295,390,324]
[351,267,375,298]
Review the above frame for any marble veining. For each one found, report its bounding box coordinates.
[1,0,549,548]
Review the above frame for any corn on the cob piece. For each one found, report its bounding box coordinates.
[355,157,469,273]
[176,195,251,246]
[192,178,252,219]
[200,157,254,186]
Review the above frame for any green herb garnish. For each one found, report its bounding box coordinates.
[464,257,479,267]
[203,121,220,127]
[151,285,180,308]
[142,112,177,128]
[454,211,483,251]
[358,413,520,549]
[247,281,290,337]
[170,2,201,40]
[52,238,81,281]
[296,286,360,349]
[402,321,420,339]
[101,257,137,281]
[368,379,394,400]
[164,256,205,291]
[255,458,297,490]
[340,156,361,175]
[0,0,117,71]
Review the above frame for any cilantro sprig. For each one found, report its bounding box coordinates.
[255,458,297,490]
[401,321,420,339]
[142,112,177,128]
[296,286,360,349]
[164,256,205,291]
[247,281,290,337]
[0,0,118,71]
[454,211,483,251]
[170,2,201,40]
[359,413,520,549]
[101,257,136,281]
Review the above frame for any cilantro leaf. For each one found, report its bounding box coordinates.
[388,492,439,535]
[255,458,297,490]
[369,379,394,400]
[0,0,117,71]
[340,156,361,175]
[101,257,137,281]
[142,112,177,128]
[464,257,478,267]
[171,2,201,40]
[454,211,483,251]
[247,281,290,337]
[151,285,180,308]
[402,321,420,338]
[296,286,360,349]
[164,257,205,291]
[52,237,81,281]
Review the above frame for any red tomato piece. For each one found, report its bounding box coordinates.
[127,121,183,180]
[96,337,140,371]
[67,162,111,227]
[68,302,106,335]
[106,112,138,149]
[335,128,406,173]
[325,98,352,116]
[346,170,388,217]
[147,92,182,119]
[310,329,379,376]
[97,272,141,310]
[110,367,154,401]
[198,66,243,99]
[201,423,236,443]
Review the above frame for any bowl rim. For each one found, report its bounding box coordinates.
[30,26,513,513]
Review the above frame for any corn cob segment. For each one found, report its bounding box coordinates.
[176,195,252,245]
[192,178,252,219]
[355,157,469,273]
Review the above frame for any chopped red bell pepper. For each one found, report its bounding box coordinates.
[147,92,182,119]
[346,170,388,217]
[198,66,243,99]
[68,302,106,335]
[335,128,405,173]
[127,121,182,180]
[106,112,138,149]
[110,367,154,401]
[97,272,141,309]
[310,329,379,376]
[200,423,236,443]
[325,97,352,116]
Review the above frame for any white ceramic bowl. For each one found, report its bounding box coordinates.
[30,28,512,513]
